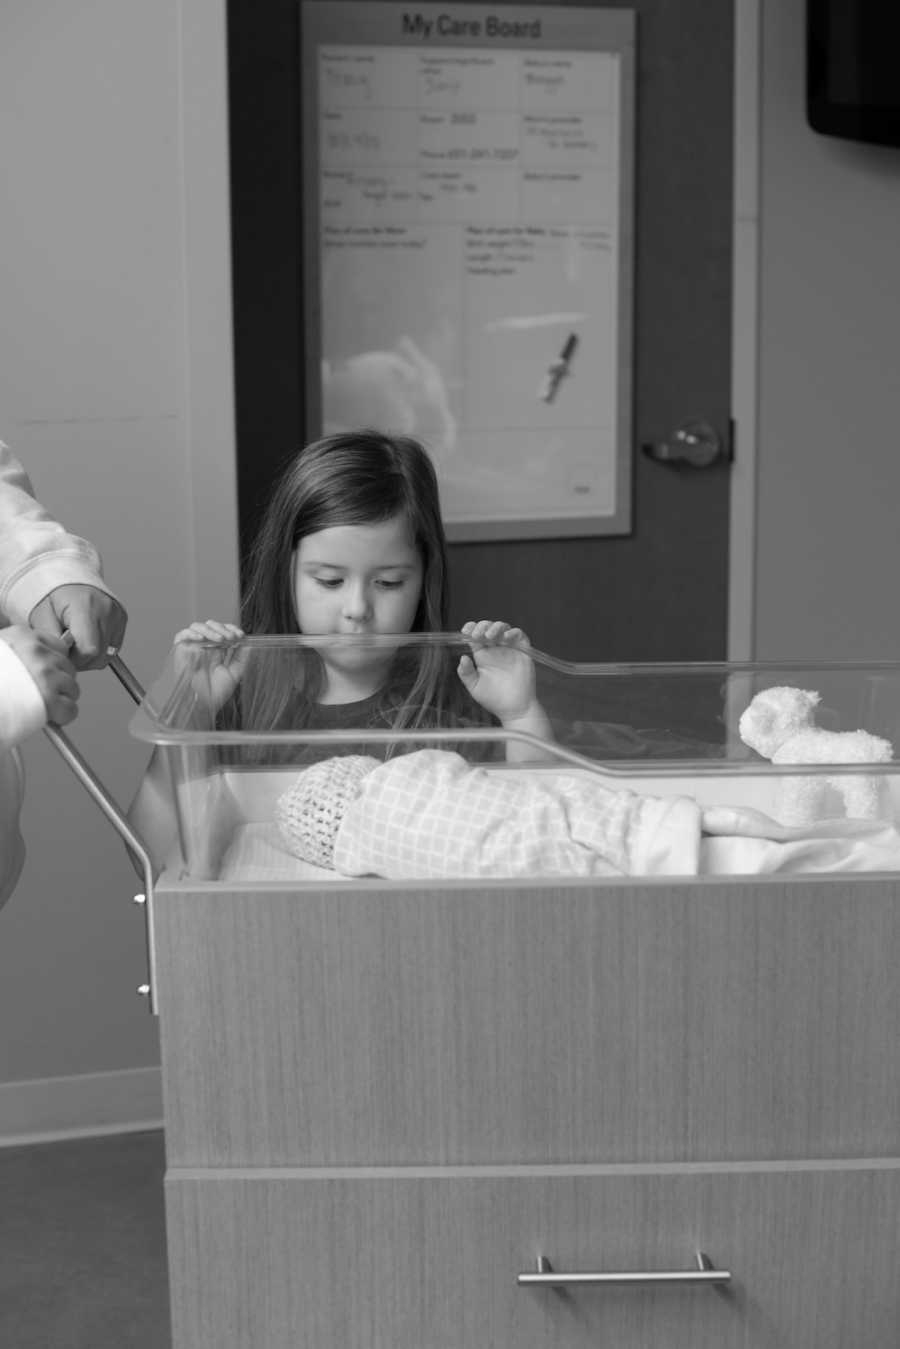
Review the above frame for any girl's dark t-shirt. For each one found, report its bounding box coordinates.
[215,658,506,766]
[299,688,503,764]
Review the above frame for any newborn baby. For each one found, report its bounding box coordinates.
[275,749,702,879]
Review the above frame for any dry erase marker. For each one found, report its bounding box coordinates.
[539,332,579,403]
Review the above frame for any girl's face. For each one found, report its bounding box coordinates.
[293,515,424,698]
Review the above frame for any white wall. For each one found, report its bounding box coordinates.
[0,0,238,1136]
[754,0,900,660]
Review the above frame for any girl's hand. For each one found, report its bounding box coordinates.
[173,620,247,712]
[457,619,537,723]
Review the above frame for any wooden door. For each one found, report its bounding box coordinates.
[228,0,734,661]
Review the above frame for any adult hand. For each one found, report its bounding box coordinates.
[30,585,128,670]
[0,625,80,726]
[457,619,537,723]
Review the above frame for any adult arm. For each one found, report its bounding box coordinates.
[0,439,127,666]
[0,641,49,750]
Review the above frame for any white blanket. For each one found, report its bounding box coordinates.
[335,752,700,878]
[700,805,900,875]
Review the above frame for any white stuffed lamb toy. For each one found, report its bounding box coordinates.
[738,686,894,826]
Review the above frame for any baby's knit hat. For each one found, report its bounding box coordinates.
[275,755,380,868]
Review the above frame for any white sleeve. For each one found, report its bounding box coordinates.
[0,439,114,624]
[0,639,48,750]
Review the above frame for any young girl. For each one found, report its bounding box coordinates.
[131,432,553,864]
[174,431,552,758]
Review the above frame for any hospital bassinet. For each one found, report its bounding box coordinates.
[48,636,900,1348]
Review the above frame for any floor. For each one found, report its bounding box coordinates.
[0,1129,170,1348]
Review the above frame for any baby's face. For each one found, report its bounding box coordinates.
[293,515,423,698]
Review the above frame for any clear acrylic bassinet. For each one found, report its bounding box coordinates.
[119,634,900,884]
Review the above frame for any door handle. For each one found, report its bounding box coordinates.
[642,419,731,468]
[517,1251,731,1287]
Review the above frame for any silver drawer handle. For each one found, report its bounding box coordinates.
[517,1252,731,1288]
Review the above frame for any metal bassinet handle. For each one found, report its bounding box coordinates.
[107,652,146,705]
[42,654,158,1013]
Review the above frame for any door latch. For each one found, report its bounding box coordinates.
[642,419,733,468]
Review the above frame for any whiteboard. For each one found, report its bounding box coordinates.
[300,4,635,540]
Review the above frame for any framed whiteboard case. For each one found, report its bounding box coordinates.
[300,3,636,540]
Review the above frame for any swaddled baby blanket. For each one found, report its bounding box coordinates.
[277,749,702,878]
[275,749,900,880]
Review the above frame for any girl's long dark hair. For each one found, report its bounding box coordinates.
[235,431,484,744]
